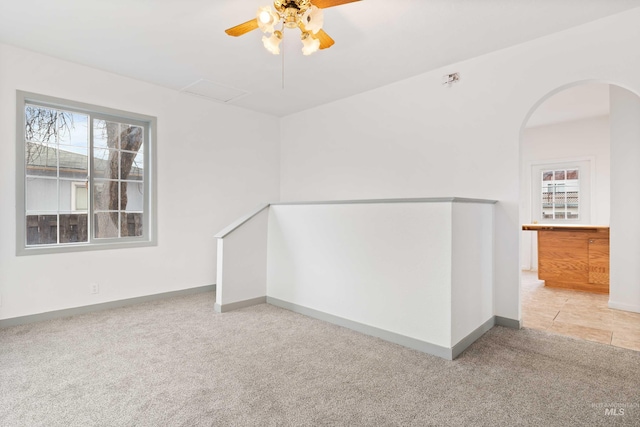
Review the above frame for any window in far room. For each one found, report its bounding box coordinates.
[531,159,591,225]
[541,168,580,220]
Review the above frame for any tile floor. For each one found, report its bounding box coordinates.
[521,270,640,352]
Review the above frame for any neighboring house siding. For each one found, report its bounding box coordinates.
[25,142,144,245]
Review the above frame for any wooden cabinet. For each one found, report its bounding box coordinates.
[522,225,609,294]
[588,237,610,287]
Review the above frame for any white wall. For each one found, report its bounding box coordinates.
[279,8,640,321]
[266,202,454,347]
[610,86,640,313]
[216,208,268,309]
[451,202,494,345]
[265,200,494,349]
[520,115,611,270]
[0,43,281,320]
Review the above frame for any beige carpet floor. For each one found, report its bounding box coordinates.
[1,292,639,426]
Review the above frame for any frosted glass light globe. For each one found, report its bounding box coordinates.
[259,10,271,24]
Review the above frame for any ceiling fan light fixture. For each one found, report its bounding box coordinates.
[226,0,361,55]
[262,30,283,55]
[301,5,324,34]
[301,33,320,55]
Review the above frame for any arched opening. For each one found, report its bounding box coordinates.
[519,81,640,352]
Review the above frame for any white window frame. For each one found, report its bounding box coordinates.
[540,169,579,220]
[530,158,594,225]
[16,91,157,255]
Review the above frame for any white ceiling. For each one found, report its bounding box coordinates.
[525,83,611,128]
[1,0,639,117]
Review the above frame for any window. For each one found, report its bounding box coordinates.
[541,168,580,220]
[17,91,156,254]
[71,182,88,212]
[531,159,591,225]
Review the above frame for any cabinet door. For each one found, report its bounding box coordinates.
[538,230,589,283]
[588,238,609,286]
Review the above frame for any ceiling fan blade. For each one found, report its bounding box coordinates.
[312,0,361,9]
[313,29,335,49]
[225,19,259,37]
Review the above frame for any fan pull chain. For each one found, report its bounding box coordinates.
[281,32,285,89]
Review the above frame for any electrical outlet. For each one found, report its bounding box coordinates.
[90,283,99,294]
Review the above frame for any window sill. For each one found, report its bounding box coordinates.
[17,239,157,256]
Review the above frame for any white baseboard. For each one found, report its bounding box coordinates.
[267,297,520,360]
[214,296,266,313]
[1,284,216,328]
[608,300,640,314]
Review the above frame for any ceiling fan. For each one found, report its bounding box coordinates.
[225,0,362,56]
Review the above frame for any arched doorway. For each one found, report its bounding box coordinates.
[519,81,640,352]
